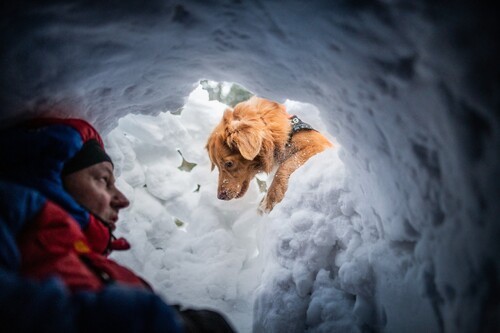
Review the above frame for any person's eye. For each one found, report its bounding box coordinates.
[98,176,109,184]
[224,161,234,168]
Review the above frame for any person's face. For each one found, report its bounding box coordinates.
[63,161,130,229]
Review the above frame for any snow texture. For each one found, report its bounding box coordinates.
[1,1,498,333]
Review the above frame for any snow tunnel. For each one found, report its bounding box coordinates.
[0,1,498,333]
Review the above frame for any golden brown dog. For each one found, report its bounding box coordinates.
[206,97,332,213]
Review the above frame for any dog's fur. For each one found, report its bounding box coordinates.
[206,97,332,213]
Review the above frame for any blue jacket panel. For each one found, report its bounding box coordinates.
[0,181,46,270]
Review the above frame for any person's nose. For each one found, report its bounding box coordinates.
[113,189,130,209]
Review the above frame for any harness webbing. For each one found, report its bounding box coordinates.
[286,115,316,147]
[290,115,314,133]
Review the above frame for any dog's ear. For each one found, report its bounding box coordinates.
[205,138,217,171]
[207,150,215,171]
[227,124,263,161]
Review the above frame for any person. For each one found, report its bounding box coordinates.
[0,117,235,333]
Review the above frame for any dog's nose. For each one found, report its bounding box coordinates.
[218,190,230,200]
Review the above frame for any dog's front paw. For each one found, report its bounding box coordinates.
[258,195,275,215]
[257,199,269,215]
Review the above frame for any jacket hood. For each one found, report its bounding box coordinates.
[0,118,107,230]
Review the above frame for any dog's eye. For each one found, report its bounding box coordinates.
[224,161,234,168]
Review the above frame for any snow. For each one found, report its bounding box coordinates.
[1,1,498,332]
[106,86,344,332]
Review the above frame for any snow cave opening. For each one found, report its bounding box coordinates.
[105,80,345,333]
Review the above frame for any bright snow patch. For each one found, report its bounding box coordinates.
[106,84,350,332]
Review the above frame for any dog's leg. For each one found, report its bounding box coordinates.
[259,140,332,214]
[259,154,305,214]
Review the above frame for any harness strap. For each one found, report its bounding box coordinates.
[286,115,316,148]
[289,115,314,133]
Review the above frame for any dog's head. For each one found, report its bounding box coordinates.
[206,97,281,200]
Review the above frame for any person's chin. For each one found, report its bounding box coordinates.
[107,216,118,230]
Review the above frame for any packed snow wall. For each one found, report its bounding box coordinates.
[1,1,498,332]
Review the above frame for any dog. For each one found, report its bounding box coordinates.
[206,96,333,213]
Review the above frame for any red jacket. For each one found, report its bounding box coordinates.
[1,118,149,292]
[17,200,149,291]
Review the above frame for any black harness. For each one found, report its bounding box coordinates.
[290,115,314,132]
[286,115,316,147]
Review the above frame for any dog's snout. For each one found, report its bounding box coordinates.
[218,190,230,200]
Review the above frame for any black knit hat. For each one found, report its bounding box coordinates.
[62,139,113,176]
